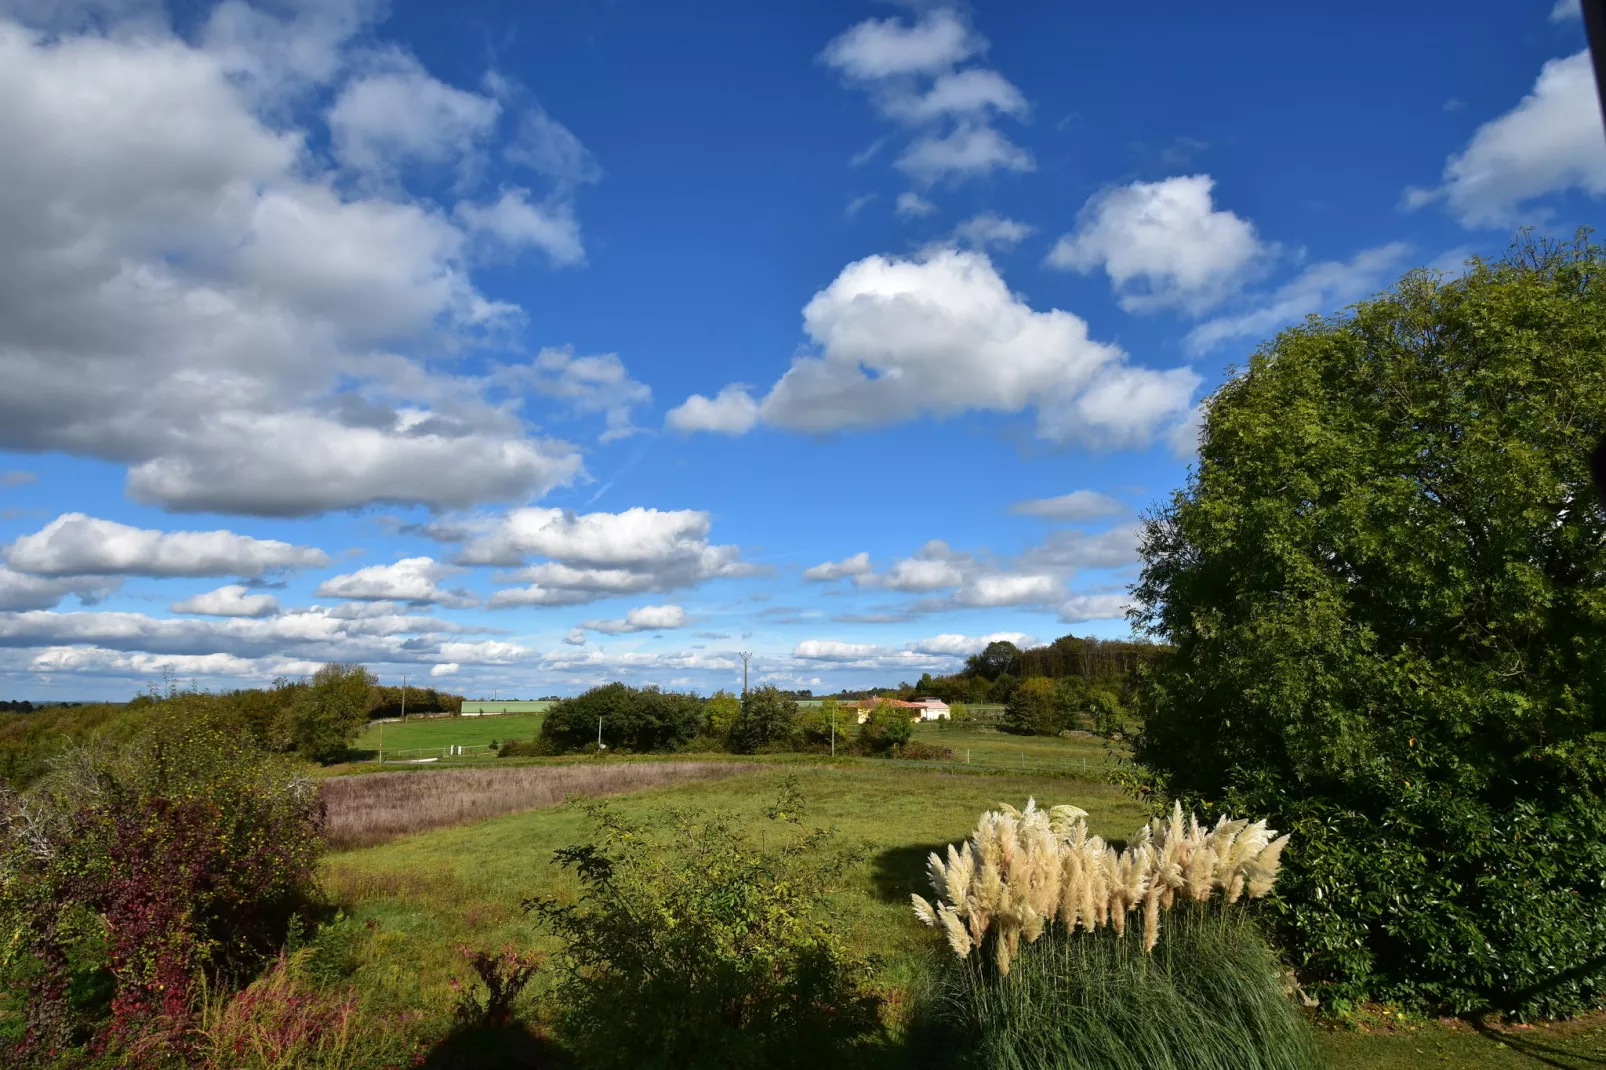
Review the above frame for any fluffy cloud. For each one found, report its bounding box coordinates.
[1404,51,1606,227]
[580,604,688,634]
[512,347,651,441]
[6,513,329,577]
[1016,525,1141,572]
[28,646,322,680]
[430,662,460,677]
[328,50,500,178]
[0,568,119,612]
[456,189,585,266]
[791,631,1036,669]
[866,555,965,592]
[895,191,937,218]
[0,605,505,667]
[907,631,1036,656]
[822,7,1031,187]
[451,507,754,607]
[897,125,1033,184]
[1552,0,1580,19]
[170,584,280,618]
[1058,593,1132,623]
[1047,175,1272,313]
[672,250,1197,448]
[1186,243,1411,353]
[0,5,594,516]
[0,470,33,487]
[315,556,476,607]
[665,384,760,435]
[950,212,1033,251]
[1010,490,1126,521]
[802,551,872,581]
[956,573,1060,606]
[819,8,976,79]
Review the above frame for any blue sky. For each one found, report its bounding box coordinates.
[0,0,1599,700]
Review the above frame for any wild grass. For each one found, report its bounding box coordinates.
[909,903,1319,1070]
[319,761,758,848]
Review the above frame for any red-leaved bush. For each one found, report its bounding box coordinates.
[1,716,322,1066]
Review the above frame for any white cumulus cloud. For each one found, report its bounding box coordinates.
[0,5,594,516]
[1404,51,1606,227]
[803,552,873,581]
[581,604,688,634]
[6,514,329,577]
[673,250,1197,449]
[665,385,760,435]
[315,557,476,607]
[1010,490,1126,521]
[1047,175,1272,313]
[171,584,280,618]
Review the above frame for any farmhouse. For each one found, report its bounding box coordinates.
[845,697,949,723]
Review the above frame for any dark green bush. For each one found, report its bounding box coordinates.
[1131,235,1606,1018]
[539,682,704,753]
[1003,678,1065,736]
[909,904,1318,1070]
[856,699,914,752]
[527,779,878,1068]
[890,740,954,762]
[728,686,799,753]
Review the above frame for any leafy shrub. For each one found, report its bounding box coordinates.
[728,685,799,753]
[0,720,323,1061]
[496,738,554,758]
[1131,235,1606,1018]
[909,905,1319,1070]
[527,778,879,1068]
[540,682,704,753]
[449,945,543,1030]
[856,698,913,752]
[797,698,853,750]
[1003,678,1064,736]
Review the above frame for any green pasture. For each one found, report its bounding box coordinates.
[354,712,543,756]
[459,700,554,715]
[320,734,1603,1068]
[906,720,1121,779]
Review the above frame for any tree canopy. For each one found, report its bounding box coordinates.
[1132,234,1606,1017]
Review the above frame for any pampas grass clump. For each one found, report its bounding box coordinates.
[911,801,1289,973]
[907,902,1320,1070]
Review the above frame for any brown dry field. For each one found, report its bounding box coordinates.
[319,760,759,848]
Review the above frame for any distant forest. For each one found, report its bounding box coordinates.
[832,632,1169,705]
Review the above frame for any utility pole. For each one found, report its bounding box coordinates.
[738,651,753,696]
[400,673,408,722]
[597,717,604,750]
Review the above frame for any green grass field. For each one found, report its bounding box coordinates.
[907,720,1120,779]
[321,734,1604,1068]
[354,712,543,757]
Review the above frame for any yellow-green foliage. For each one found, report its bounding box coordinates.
[911,800,1289,973]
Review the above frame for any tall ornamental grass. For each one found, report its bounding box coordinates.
[911,903,1319,1070]
[912,800,1289,972]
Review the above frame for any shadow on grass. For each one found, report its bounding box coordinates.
[1466,1016,1606,1069]
[870,843,949,903]
[418,1024,575,1070]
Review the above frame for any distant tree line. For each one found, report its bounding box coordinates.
[0,664,467,785]
[521,683,929,759]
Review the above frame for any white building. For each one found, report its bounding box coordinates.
[910,698,950,721]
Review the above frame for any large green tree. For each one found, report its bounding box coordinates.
[291,662,378,763]
[1131,236,1606,1017]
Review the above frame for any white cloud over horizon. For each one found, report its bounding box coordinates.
[667,249,1199,449]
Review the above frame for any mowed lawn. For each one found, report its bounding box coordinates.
[353,712,543,755]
